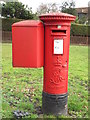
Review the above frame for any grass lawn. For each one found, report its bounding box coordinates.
[1,43,88,119]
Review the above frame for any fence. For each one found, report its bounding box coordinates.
[2,31,12,43]
[70,36,88,45]
[2,31,88,45]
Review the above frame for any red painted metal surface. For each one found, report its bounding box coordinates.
[39,13,76,94]
[12,20,44,68]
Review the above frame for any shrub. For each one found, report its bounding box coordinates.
[2,18,89,37]
[2,18,23,31]
[71,23,88,36]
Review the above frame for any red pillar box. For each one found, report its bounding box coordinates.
[12,20,44,68]
[39,13,76,115]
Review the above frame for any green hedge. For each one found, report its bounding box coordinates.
[2,18,23,31]
[71,23,88,36]
[2,18,89,36]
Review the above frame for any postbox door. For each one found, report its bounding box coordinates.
[44,25,70,94]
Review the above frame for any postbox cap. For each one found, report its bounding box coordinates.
[12,20,43,27]
[39,12,76,22]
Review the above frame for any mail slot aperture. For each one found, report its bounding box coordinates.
[52,30,66,34]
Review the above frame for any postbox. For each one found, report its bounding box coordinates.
[39,13,76,115]
[12,20,44,68]
[12,13,76,116]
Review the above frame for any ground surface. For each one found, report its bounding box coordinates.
[1,43,88,119]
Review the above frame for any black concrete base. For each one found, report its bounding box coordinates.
[42,92,68,116]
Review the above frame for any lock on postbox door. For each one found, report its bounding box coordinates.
[12,20,44,68]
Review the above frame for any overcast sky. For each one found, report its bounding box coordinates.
[19,0,90,13]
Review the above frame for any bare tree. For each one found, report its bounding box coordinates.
[61,0,76,15]
[37,3,60,15]
[37,3,48,15]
